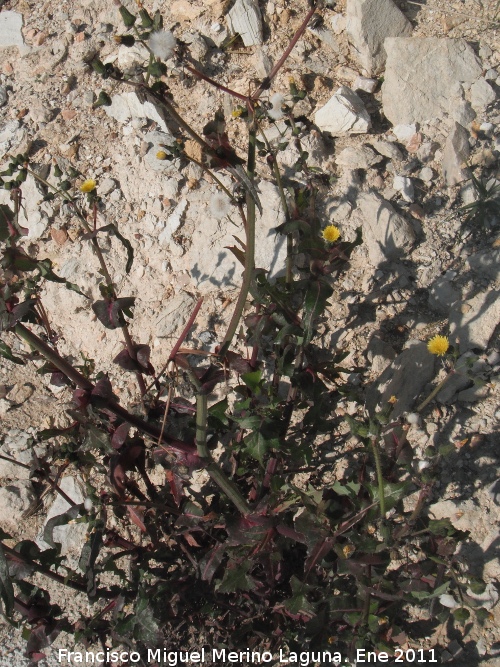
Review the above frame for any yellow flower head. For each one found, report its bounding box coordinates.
[231,107,244,118]
[322,225,341,243]
[80,179,96,193]
[427,335,449,356]
[342,544,355,559]
[156,151,168,160]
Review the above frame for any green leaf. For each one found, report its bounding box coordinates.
[468,577,487,595]
[453,607,470,623]
[283,576,314,617]
[208,398,229,426]
[0,340,24,364]
[217,560,255,593]
[148,61,167,78]
[0,542,14,619]
[36,259,86,296]
[133,596,161,644]
[410,580,450,601]
[97,224,134,274]
[43,505,83,548]
[368,480,414,512]
[241,369,262,393]
[242,418,281,464]
[331,480,361,498]
[475,607,492,625]
[303,278,332,344]
[119,6,136,27]
[345,415,369,438]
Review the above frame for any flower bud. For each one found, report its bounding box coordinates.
[114,34,135,47]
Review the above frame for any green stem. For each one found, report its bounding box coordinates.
[195,393,209,459]
[416,370,455,413]
[205,461,251,516]
[220,117,257,356]
[370,437,386,519]
[190,375,251,515]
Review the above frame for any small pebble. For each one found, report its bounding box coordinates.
[353,76,377,94]
[419,166,434,183]
[393,175,415,202]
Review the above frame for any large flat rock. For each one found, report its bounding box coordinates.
[382,38,482,125]
[346,0,412,76]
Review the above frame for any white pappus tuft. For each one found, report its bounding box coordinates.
[268,93,285,121]
[209,192,232,219]
[149,30,176,60]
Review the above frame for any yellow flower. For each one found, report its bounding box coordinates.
[321,225,341,243]
[231,107,244,118]
[427,335,449,356]
[156,151,168,160]
[342,544,355,558]
[80,179,96,193]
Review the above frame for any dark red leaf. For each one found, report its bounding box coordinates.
[225,351,253,375]
[166,469,184,506]
[113,348,139,372]
[50,372,70,387]
[136,345,151,369]
[92,297,135,330]
[183,532,201,547]
[126,505,146,532]
[111,422,131,449]
[199,544,225,583]
[91,376,114,400]
[72,389,90,408]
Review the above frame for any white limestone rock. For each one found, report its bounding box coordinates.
[227,0,263,47]
[315,86,371,135]
[336,144,383,170]
[382,38,482,125]
[0,11,30,55]
[442,122,471,186]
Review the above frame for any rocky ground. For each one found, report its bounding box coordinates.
[0,0,499,664]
